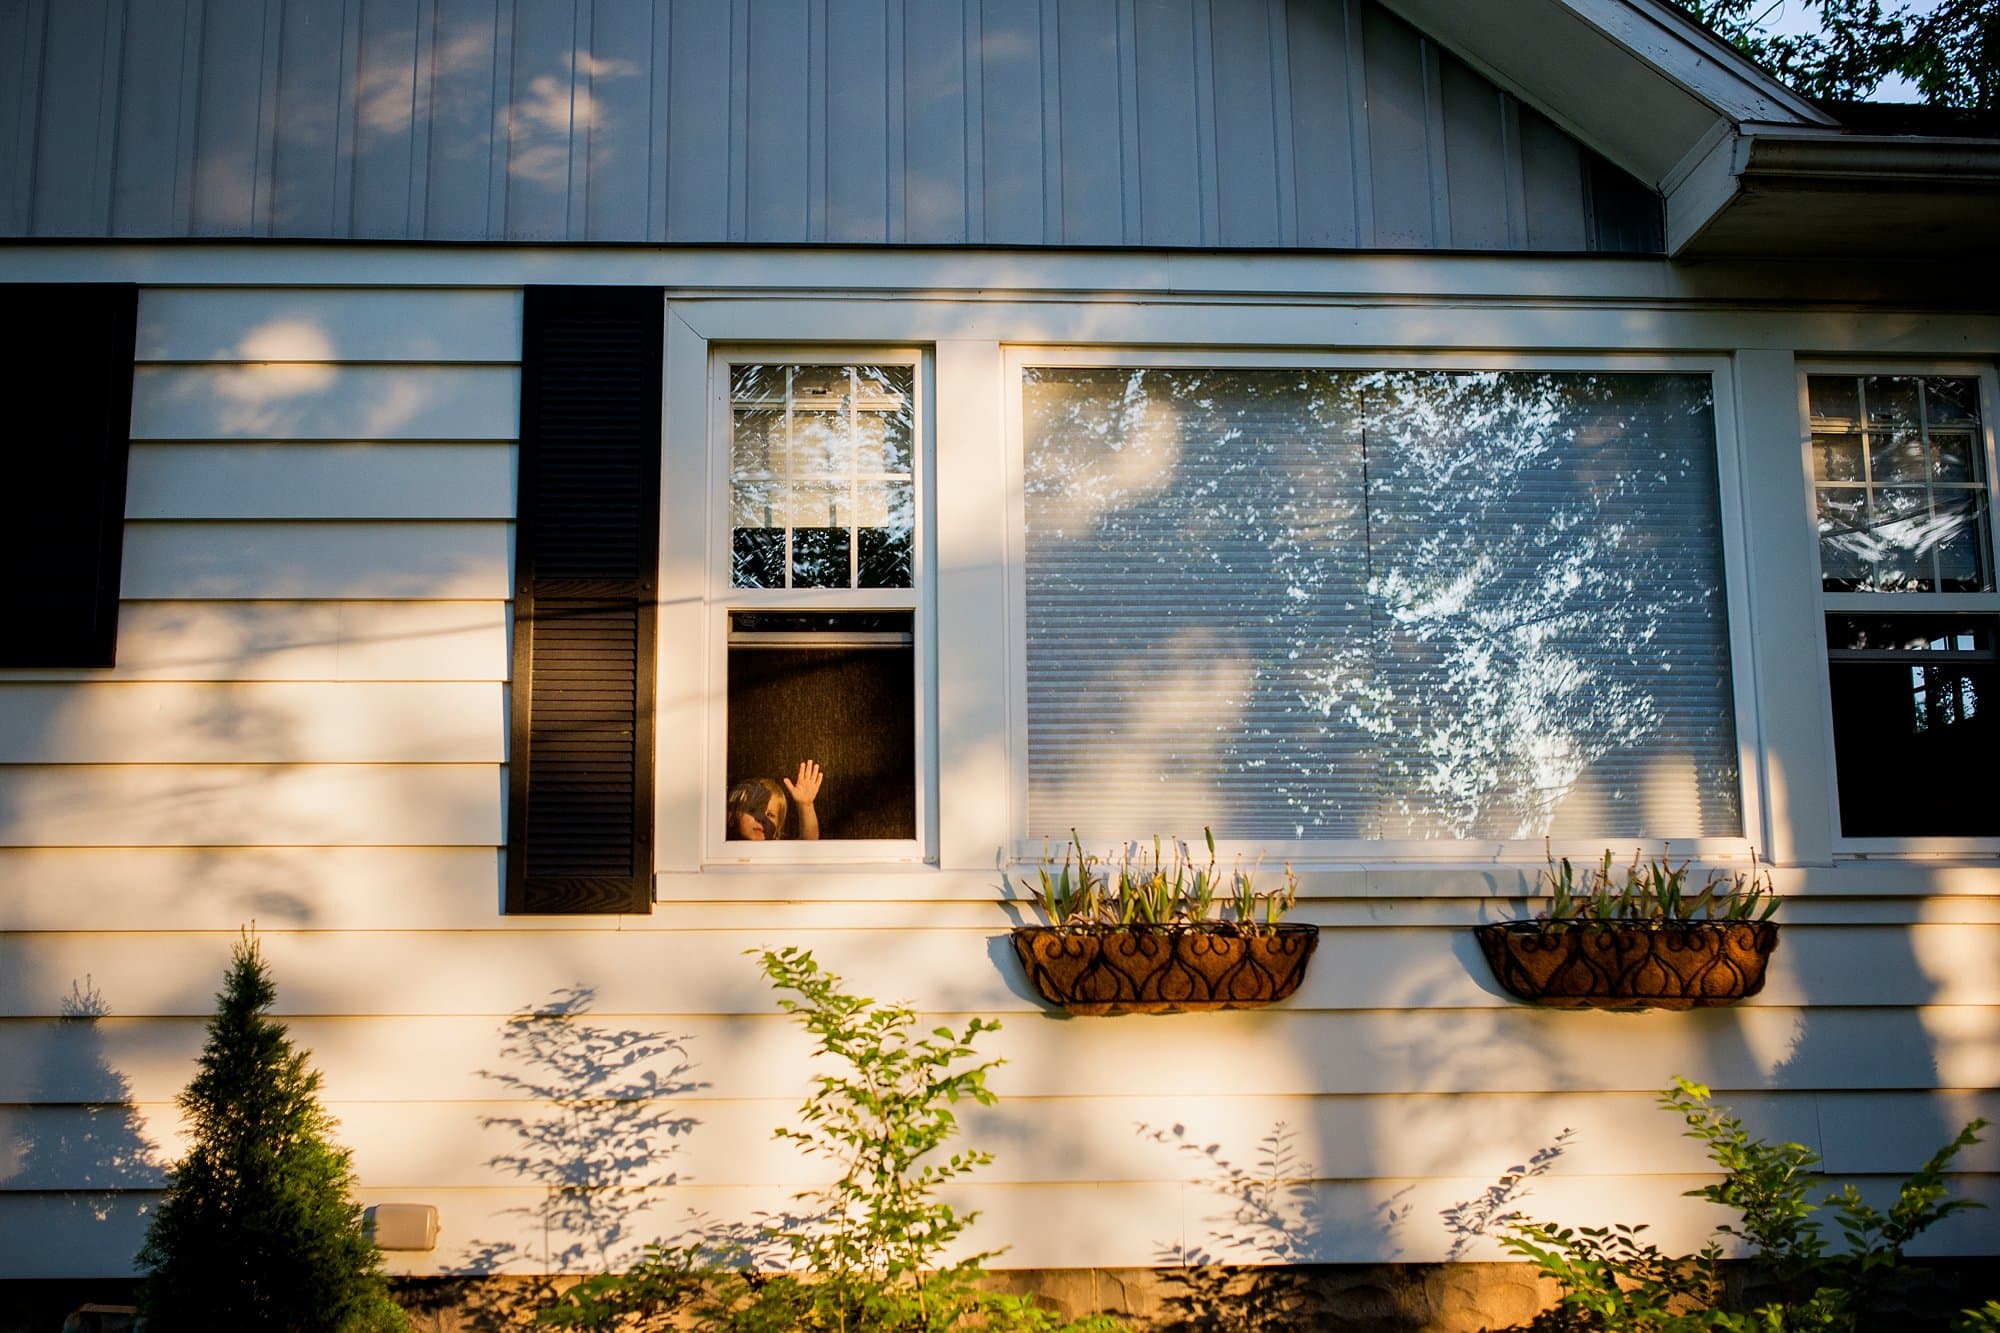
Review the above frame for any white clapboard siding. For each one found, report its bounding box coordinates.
[0,765,502,847]
[126,444,516,520]
[5,1177,1996,1281]
[134,289,525,363]
[129,365,519,440]
[120,523,512,600]
[10,869,1990,934]
[643,898,2000,928]
[6,1008,1997,1105]
[0,602,510,684]
[2,926,1992,1019]
[9,1090,1994,1194]
[0,848,508,931]
[664,862,2000,903]
[0,683,503,763]
[9,876,1985,941]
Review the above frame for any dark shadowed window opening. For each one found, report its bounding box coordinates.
[727,611,915,840]
[1827,614,1997,836]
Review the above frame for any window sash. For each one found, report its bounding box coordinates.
[1014,358,1745,846]
[703,349,933,866]
[1801,365,2000,853]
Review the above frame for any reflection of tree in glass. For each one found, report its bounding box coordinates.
[1328,371,1733,839]
[1025,368,1373,837]
[1023,368,1737,841]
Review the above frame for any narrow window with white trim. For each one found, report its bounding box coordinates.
[715,357,925,856]
[1810,372,1998,837]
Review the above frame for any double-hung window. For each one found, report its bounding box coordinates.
[1014,356,1745,850]
[1809,369,1999,839]
[710,353,928,862]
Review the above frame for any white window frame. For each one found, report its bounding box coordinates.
[1002,345,1767,866]
[1797,359,2000,860]
[699,345,936,867]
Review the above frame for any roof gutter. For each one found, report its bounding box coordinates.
[1667,130,2000,255]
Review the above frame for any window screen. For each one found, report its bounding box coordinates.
[1022,368,1740,841]
[727,611,916,840]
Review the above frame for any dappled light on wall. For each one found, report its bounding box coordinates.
[1023,367,1740,841]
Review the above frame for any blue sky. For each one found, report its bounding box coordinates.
[1751,0,1945,100]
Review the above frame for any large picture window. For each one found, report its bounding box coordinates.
[715,357,924,855]
[1021,366,1741,842]
[1810,372,1998,838]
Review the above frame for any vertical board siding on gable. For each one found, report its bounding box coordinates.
[979,0,1042,245]
[108,0,196,236]
[0,0,1655,249]
[503,0,575,241]
[1210,0,1283,246]
[271,0,349,238]
[352,0,428,239]
[27,0,115,236]
[666,0,732,241]
[1133,0,1202,248]
[746,0,810,242]
[905,0,970,244]
[425,0,503,240]
[828,0,891,243]
[583,0,656,241]
[1057,0,1123,244]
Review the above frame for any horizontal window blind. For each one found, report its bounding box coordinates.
[1023,368,1740,841]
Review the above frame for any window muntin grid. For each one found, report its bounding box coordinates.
[728,363,916,590]
[1811,374,1991,593]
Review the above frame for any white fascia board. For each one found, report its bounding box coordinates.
[1666,129,1751,255]
[1668,129,2000,254]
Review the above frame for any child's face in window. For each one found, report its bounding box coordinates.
[733,796,781,840]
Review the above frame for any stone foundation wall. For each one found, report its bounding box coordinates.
[8,1261,1995,1332]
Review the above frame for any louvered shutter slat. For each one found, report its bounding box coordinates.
[507,288,663,914]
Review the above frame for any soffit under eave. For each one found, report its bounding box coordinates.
[1374,0,1832,190]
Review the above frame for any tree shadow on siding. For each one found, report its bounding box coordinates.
[1435,1129,1574,1265]
[1141,1119,1413,1332]
[408,986,704,1331]
[0,978,163,1285]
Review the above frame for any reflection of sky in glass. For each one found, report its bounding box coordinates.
[1023,368,1741,840]
[728,364,915,589]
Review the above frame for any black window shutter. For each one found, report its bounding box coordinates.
[508,287,664,914]
[0,284,138,668]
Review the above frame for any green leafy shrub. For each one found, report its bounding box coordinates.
[1496,1078,1987,1331]
[541,948,1119,1331]
[137,932,406,1332]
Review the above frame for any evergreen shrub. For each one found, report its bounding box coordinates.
[137,932,406,1332]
